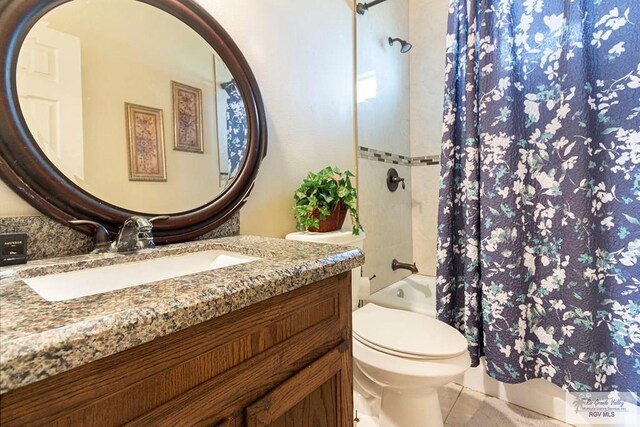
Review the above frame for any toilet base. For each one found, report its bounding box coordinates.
[379,388,443,427]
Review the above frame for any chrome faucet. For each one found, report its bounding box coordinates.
[391,259,418,274]
[69,216,169,253]
[112,216,169,252]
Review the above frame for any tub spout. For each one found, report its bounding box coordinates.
[391,259,418,274]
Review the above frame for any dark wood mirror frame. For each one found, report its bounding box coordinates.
[0,0,267,243]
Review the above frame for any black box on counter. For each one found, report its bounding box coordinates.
[0,233,27,266]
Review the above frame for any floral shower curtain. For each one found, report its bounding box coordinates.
[221,80,247,178]
[436,0,640,393]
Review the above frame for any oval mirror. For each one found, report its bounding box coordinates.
[0,0,267,243]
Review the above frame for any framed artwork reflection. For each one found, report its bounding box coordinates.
[124,103,167,181]
[172,81,204,153]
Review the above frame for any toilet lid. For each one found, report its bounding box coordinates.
[352,304,468,359]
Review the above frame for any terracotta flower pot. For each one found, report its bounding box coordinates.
[308,203,347,233]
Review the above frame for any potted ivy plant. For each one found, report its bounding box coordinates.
[293,166,364,235]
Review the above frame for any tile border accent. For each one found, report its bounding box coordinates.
[411,154,441,166]
[358,146,412,166]
[358,146,439,166]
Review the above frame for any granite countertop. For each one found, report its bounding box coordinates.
[0,235,364,394]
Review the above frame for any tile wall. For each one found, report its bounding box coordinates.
[357,145,439,291]
[358,151,413,292]
[411,165,440,275]
[408,0,449,277]
[356,0,413,293]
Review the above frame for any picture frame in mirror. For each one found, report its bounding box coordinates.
[124,102,167,182]
[172,81,204,153]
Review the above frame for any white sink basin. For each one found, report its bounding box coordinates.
[23,250,259,301]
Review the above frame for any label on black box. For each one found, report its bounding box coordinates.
[3,241,23,256]
[0,233,27,266]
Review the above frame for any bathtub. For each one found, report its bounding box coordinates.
[366,274,437,318]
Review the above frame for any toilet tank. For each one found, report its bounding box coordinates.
[285,230,365,310]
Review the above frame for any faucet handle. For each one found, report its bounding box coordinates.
[386,168,406,191]
[138,216,169,249]
[125,215,165,229]
[68,220,112,253]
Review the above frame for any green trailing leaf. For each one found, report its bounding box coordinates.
[292,166,364,235]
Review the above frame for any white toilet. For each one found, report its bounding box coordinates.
[353,303,469,426]
[285,230,470,427]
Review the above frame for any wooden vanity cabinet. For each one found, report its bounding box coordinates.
[0,272,353,426]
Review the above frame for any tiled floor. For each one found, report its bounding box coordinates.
[439,384,573,427]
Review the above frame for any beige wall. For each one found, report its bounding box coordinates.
[201,0,357,238]
[410,0,448,276]
[0,184,36,216]
[1,0,357,240]
[356,0,412,292]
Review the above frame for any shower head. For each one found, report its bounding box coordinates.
[388,37,412,53]
[356,0,390,15]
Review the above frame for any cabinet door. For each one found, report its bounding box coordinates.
[245,343,352,427]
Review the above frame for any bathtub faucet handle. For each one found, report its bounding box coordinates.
[387,168,406,192]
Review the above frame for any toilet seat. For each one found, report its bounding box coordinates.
[353,336,471,382]
[352,304,467,360]
[353,334,441,359]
